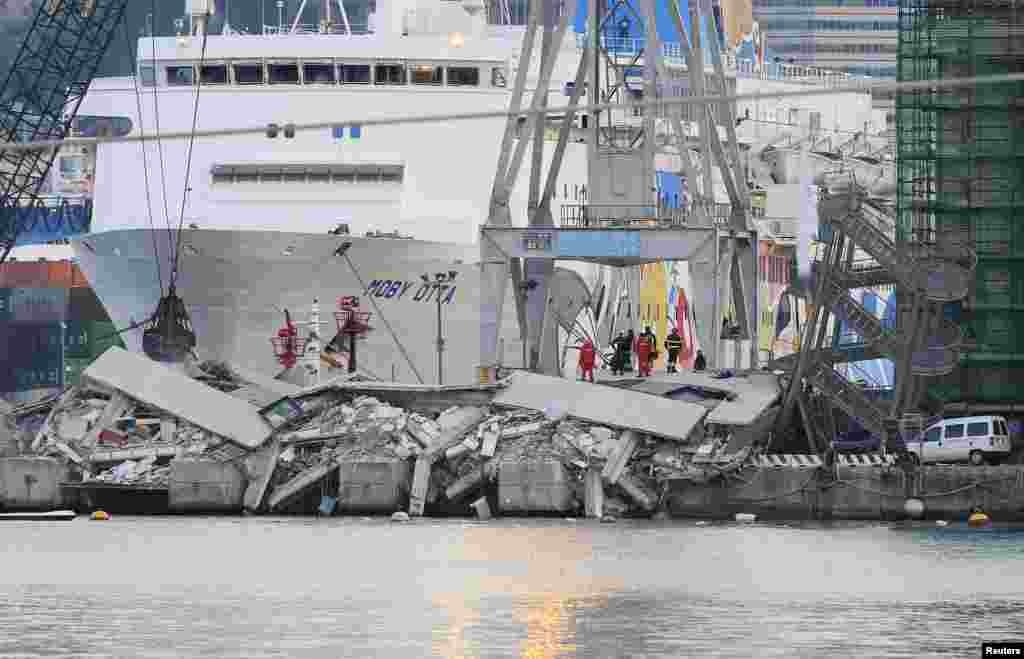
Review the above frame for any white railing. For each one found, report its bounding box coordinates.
[575,33,872,89]
[262,23,373,36]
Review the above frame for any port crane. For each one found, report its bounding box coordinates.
[0,0,200,363]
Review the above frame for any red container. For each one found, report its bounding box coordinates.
[0,259,82,288]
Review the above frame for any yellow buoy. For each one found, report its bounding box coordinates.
[90,510,110,521]
[968,511,991,528]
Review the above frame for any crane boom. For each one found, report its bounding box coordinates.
[0,0,129,263]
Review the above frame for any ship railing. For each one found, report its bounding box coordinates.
[262,23,373,36]
[559,202,731,229]
[573,33,871,89]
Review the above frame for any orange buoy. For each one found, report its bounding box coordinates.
[967,511,991,528]
[90,510,110,521]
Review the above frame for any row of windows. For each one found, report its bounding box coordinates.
[142,61,506,89]
[776,42,898,54]
[767,19,898,31]
[210,163,404,185]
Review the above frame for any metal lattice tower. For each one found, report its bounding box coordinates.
[897,0,1024,412]
[0,0,129,263]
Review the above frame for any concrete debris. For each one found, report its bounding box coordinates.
[92,457,171,487]
[3,365,768,518]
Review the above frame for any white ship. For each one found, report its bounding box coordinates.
[34,0,894,384]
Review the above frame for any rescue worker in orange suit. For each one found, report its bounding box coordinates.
[635,327,654,377]
[664,328,683,374]
[578,338,596,383]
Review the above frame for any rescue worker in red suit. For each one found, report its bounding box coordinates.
[634,329,653,377]
[578,339,596,382]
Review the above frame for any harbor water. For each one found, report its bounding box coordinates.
[1,518,1022,657]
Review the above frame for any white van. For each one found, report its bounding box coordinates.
[907,416,1013,466]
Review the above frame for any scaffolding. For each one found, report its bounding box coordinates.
[897,0,1024,406]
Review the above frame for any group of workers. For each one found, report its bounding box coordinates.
[576,327,706,383]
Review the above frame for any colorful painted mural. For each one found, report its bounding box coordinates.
[639,262,670,369]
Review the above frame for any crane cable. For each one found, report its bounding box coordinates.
[121,16,165,298]
[147,0,176,267]
[7,71,1024,155]
[170,22,210,290]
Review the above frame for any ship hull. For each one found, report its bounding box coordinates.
[70,228,569,384]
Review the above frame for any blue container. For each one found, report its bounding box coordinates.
[0,322,63,367]
[0,287,68,323]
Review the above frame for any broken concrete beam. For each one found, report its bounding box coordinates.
[53,441,86,466]
[617,473,657,511]
[160,417,177,444]
[444,459,498,502]
[408,455,431,517]
[405,417,440,447]
[480,428,500,458]
[79,391,132,452]
[83,347,272,450]
[602,430,639,485]
[584,468,604,519]
[501,421,543,440]
[33,387,79,451]
[425,407,487,461]
[266,459,338,512]
[445,442,472,461]
[472,496,492,520]
[242,439,280,513]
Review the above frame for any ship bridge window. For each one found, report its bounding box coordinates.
[411,64,443,85]
[211,163,404,184]
[268,62,300,85]
[200,64,228,85]
[71,115,133,137]
[303,62,335,84]
[233,62,264,85]
[340,63,371,84]
[167,65,195,86]
[447,66,479,86]
[375,63,406,85]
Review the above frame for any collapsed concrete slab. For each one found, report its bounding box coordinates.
[82,348,273,451]
[492,372,706,442]
[626,371,781,427]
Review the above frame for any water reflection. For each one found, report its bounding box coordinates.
[432,525,616,658]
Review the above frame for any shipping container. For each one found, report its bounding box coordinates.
[64,357,92,387]
[0,287,68,322]
[90,320,125,354]
[62,319,92,358]
[0,322,64,367]
[0,260,81,288]
[68,286,109,323]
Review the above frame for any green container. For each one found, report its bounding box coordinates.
[89,321,124,357]
[64,357,93,387]
[63,320,93,359]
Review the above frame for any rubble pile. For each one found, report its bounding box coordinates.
[92,456,172,487]
[3,352,735,517]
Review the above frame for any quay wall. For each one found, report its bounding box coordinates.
[168,459,246,513]
[667,464,1024,521]
[0,457,62,510]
